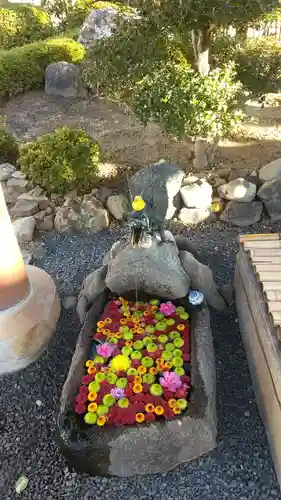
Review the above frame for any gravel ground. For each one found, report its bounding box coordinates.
[1,221,281,500]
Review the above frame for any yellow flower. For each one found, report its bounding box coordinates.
[87,367,96,375]
[97,321,105,328]
[134,376,142,384]
[88,391,97,402]
[88,402,97,412]
[173,407,181,415]
[145,404,155,413]
[103,329,111,336]
[137,365,147,375]
[132,195,146,212]
[133,383,143,394]
[135,412,145,423]
[155,406,164,415]
[104,317,112,324]
[120,318,127,325]
[85,360,94,368]
[125,340,133,346]
[168,399,177,408]
[149,367,158,375]
[164,361,173,370]
[110,354,131,372]
[177,324,185,331]
[97,416,107,426]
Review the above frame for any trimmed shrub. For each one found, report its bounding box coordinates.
[0,37,85,101]
[19,127,101,195]
[0,119,19,164]
[0,5,54,49]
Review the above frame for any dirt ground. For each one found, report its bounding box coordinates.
[1,90,281,182]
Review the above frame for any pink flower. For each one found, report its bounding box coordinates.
[159,371,182,392]
[96,343,116,358]
[160,301,176,316]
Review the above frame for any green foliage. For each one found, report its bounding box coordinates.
[19,127,101,195]
[131,62,244,141]
[234,37,281,94]
[0,118,19,164]
[0,5,54,49]
[211,34,238,67]
[0,37,85,101]
[83,19,188,97]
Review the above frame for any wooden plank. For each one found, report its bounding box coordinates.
[257,272,281,282]
[268,303,281,314]
[244,240,281,249]
[254,264,281,273]
[265,290,281,301]
[251,249,281,257]
[250,255,281,264]
[240,234,280,243]
[263,282,281,291]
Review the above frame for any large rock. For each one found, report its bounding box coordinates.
[1,182,19,205]
[257,178,281,221]
[78,7,132,48]
[36,214,54,232]
[13,216,36,244]
[6,177,28,193]
[76,265,108,324]
[45,62,87,98]
[105,231,190,299]
[18,188,51,210]
[106,194,128,220]
[178,207,210,225]
[259,158,281,184]
[180,180,212,209]
[11,199,39,218]
[218,178,256,203]
[220,201,262,226]
[54,195,109,233]
[0,163,16,181]
[179,251,226,311]
[128,162,185,223]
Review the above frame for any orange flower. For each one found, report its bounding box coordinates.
[133,383,143,394]
[177,324,185,331]
[164,361,173,370]
[97,321,105,328]
[88,391,97,401]
[135,413,145,423]
[149,367,158,375]
[151,305,158,312]
[88,402,97,412]
[120,318,127,325]
[156,358,162,365]
[115,332,122,339]
[125,340,133,346]
[155,406,164,416]
[102,367,110,374]
[132,317,140,324]
[145,403,155,413]
[85,360,94,368]
[104,317,112,324]
[168,399,177,408]
[97,328,103,333]
[173,407,181,415]
[144,310,150,317]
[134,376,142,384]
[136,327,144,334]
[103,329,111,336]
[131,328,138,334]
[127,316,134,322]
[97,416,107,426]
[87,367,96,375]
[137,365,147,375]
[123,311,130,317]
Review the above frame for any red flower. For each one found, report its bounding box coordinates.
[117,370,127,378]
[145,412,156,422]
[152,396,166,407]
[163,407,174,419]
[75,403,86,415]
[175,388,187,399]
[132,359,141,368]
[79,386,89,395]
[82,375,94,385]
[142,383,150,393]
[76,393,88,403]
[163,389,174,400]
[181,375,190,384]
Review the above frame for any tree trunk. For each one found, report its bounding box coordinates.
[191,27,214,170]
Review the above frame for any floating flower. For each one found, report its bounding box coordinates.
[168,399,177,408]
[96,343,116,359]
[104,318,112,324]
[87,367,96,375]
[160,301,176,316]
[82,375,94,385]
[125,340,133,347]
[115,332,122,339]
[134,376,142,384]
[159,371,182,393]
[155,405,164,416]
[97,321,105,328]
[110,355,131,372]
[149,367,158,375]
[120,318,127,325]
[135,412,145,423]
[110,387,125,399]
[85,360,94,368]
[96,328,103,333]
[177,324,185,331]
[97,416,107,426]
[145,403,155,413]
[137,365,147,375]
[133,383,143,394]
[88,402,97,412]
[88,391,97,401]
[173,407,181,415]
[164,361,173,370]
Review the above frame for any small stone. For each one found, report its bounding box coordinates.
[11,199,39,218]
[259,157,281,184]
[0,163,16,181]
[180,180,212,209]
[45,206,53,215]
[15,476,28,494]
[36,215,54,231]
[220,201,262,226]
[21,249,32,265]
[35,400,43,407]
[62,296,77,309]
[34,210,46,221]
[11,170,25,180]
[106,194,128,220]
[13,217,36,244]
[257,178,281,221]
[178,207,210,225]
[244,411,250,417]
[218,178,256,202]
[7,177,28,193]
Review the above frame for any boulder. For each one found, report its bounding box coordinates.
[218,178,256,203]
[220,201,262,226]
[11,170,25,180]
[180,180,212,209]
[1,182,19,205]
[13,216,36,244]
[11,199,39,218]
[77,265,108,323]
[18,189,50,210]
[94,186,113,204]
[36,214,54,232]
[257,178,281,220]
[105,231,191,299]
[106,194,128,220]
[78,7,132,48]
[54,196,109,233]
[259,158,281,184]
[45,62,87,98]
[179,251,226,311]
[178,207,210,225]
[128,162,185,222]
[0,163,16,181]
[6,177,28,193]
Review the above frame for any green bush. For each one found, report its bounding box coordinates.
[131,62,244,141]
[0,5,54,49]
[0,37,85,101]
[19,127,101,195]
[234,37,281,95]
[0,119,19,164]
